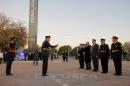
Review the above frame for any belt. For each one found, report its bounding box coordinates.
[112,50,119,53]
[42,48,50,51]
[100,50,106,52]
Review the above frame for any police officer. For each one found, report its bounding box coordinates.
[91,39,99,72]
[6,37,16,76]
[99,39,110,73]
[111,36,122,76]
[41,36,58,76]
[84,42,91,70]
[78,44,85,69]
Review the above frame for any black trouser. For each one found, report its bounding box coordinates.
[33,57,38,65]
[24,56,27,61]
[4,56,7,63]
[113,55,122,75]
[63,57,68,62]
[79,56,84,68]
[42,53,49,75]
[85,56,91,70]
[92,56,99,71]
[51,55,53,61]
[6,52,15,74]
[101,56,108,73]
[75,55,78,60]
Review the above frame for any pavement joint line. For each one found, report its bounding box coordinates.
[53,79,62,83]
[96,74,130,82]
[62,83,70,86]
[13,60,62,63]
[50,76,70,86]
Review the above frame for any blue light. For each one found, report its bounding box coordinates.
[19,52,24,56]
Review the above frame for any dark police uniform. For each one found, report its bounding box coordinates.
[63,51,68,62]
[6,38,16,75]
[99,44,110,73]
[84,45,91,70]
[91,44,99,71]
[78,47,84,69]
[41,40,57,76]
[111,42,122,75]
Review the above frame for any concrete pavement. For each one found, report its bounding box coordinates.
[0,58,130,86]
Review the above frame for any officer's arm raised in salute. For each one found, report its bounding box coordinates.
[47,41,58,48]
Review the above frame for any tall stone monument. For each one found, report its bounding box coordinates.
[28,0,38,49]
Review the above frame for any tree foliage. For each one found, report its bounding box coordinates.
[123,42,130,61]
[71,47,78,56]
[123,42,130,52]
[0,14,27,51]
[58,45,72,55]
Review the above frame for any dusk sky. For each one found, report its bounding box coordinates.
[0,0,130,47]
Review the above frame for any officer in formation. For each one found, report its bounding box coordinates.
[84,42,91,70]
[111,36,122,76]
[91,39,99,72]
[78,44,85,69]
[41,36,58,76]
[99,39,110,73]
[77,36,123,76]
[6,37,16,76]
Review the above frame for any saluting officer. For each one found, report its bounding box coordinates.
[6,37,16,76]
[41,36,58,76]
[99,39,110,73]
[111,36,123,76]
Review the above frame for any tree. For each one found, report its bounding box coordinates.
[123,42,130,51]
[71,47,78,56]
[58,45,72,55]
[0,14,27,51]
[123,42,130,61]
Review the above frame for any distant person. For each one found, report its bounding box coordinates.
[28,52,32,60]
[99,39,110,73]
[3,51,7,63]
[111,36,123,76]
[41,36,58,76]
[0,50,3,64]
[24,50,28,61]
[38,52,42,60]
[31,52,34,60]
[63,51,68,62]
[84,42,91,70]
[33,49,39,66]
[63,51,66,62]
[56,52,59,59]
[54,52,58,59]
[6,37,16,76]
[91,39,99,72]
[75,48,79,60]
[51,53,54,61]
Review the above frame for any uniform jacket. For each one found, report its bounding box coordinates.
[99,44,110,57]
[41,40,57,54]
[111,42,122,58]
[91,44,99,57]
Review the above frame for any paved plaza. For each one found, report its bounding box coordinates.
[0,58,130,86]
